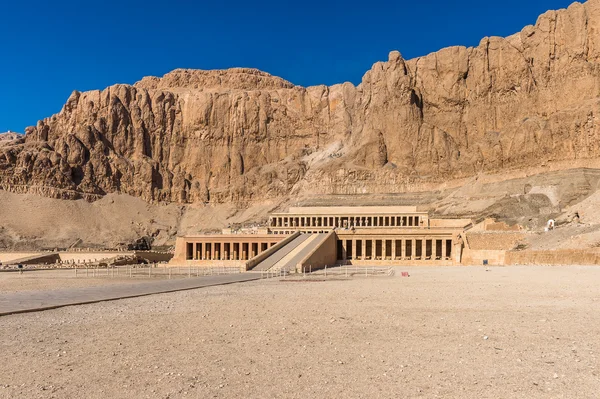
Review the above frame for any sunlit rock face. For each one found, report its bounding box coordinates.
[1,0,599,204]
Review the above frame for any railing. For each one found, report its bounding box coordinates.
[259,269,291,279]
[301,265,395,278]
[73,264,241,279]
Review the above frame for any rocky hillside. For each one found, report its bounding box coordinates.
[0,132,24,147]
[1,0,599,205]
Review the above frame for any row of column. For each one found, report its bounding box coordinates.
[271,215,422,228]
[186,241,276,261]
[337,238,451,261]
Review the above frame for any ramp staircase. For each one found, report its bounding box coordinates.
[251,233,329,273]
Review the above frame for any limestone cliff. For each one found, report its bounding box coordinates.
[1,0,599,205]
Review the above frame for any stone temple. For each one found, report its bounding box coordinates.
[171,206,472,272]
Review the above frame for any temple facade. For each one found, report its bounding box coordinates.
[268,206,429,234]
[171,206,472,270]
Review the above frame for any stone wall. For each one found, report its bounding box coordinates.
[505,249,600,265]
[466,232,526,250]
[461,249,506,266]
[298,232,337,273]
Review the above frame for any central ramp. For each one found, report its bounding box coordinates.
[252,234,310,271]
[252,233,329,273]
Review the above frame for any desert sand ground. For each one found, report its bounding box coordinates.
[0,269,162,293]
[0,266,599,399]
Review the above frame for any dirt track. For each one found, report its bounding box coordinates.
[0,266,599,398]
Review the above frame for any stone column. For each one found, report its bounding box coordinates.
[342,240,347,261]
[399,240,404,259]
[411,239,416,260]
[391,240,396,261]
[372,239,377,260]
[362,240,367,260]
[422,239,427,260]
[352,240,356,261]
[441,239,447,260]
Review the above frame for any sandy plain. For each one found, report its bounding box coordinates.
[0,269,160,293]
[0,266,599,399]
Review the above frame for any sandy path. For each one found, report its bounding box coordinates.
[0,266,599,398]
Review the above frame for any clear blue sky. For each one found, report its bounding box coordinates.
[0,0,576,133]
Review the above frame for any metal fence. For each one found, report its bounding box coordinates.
[71,264,394,280]
[74,264,241,279]
[305,265,395,278]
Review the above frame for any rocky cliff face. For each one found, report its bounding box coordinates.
[1,0,599,205]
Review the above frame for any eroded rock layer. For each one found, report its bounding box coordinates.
[1,1,599,204]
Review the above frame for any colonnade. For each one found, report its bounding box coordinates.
[270,215,423,229]
[185,241,276,261]
[336,237,453,261]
